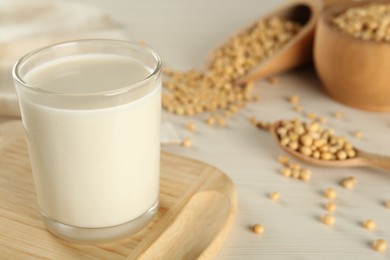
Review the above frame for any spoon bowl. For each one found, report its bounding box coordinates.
[208,0,321,84]
[269,121,390,170]
[237,0,320,84]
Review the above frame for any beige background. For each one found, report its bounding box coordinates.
[4,0,390,259]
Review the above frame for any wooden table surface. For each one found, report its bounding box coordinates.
[4,0,390,259]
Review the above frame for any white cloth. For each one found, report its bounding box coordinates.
[0,0,128,117]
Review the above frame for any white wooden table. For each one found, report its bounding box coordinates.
[20,0,390,258]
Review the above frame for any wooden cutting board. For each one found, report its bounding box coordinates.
[0,121,237,259]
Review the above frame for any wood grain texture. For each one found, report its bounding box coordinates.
[0,121,237,259]
[314,0,390,112]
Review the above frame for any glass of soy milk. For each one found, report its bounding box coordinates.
[12,39,161,243]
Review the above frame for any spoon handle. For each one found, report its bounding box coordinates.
[322,0,356,7]
[359,151,390,171]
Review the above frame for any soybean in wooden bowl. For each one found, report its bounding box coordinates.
[314,0,390,112]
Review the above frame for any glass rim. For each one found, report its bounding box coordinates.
[12,39,162,97]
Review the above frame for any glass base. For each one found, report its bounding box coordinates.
[41,200,159,244]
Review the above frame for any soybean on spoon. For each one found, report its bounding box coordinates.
[266,121,390,170]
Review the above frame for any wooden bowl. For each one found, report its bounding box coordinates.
[314,0,390,112]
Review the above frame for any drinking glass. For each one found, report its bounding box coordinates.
[13,39,161,243]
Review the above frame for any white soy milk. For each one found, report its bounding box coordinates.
[19,54,161,228]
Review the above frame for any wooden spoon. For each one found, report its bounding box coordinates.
[268,121,390,170]
[231,0,321,84]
